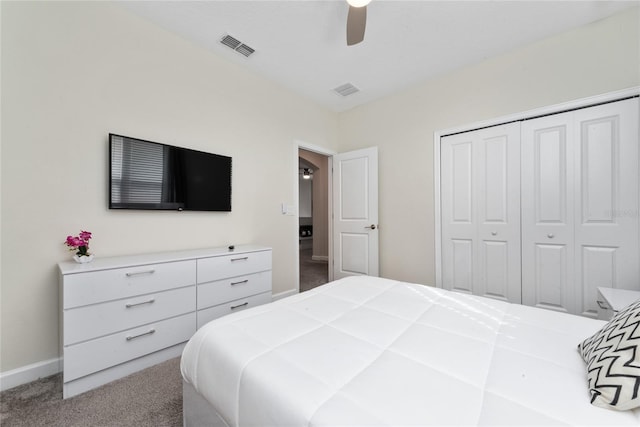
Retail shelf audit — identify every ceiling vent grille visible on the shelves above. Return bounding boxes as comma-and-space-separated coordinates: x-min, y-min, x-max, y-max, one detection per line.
235, 44, 255, 57
333, 83, 360, 97
220, 34, 255, 58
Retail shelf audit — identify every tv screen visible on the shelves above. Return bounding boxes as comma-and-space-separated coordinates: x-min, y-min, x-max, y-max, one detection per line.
109, 134, 232, 211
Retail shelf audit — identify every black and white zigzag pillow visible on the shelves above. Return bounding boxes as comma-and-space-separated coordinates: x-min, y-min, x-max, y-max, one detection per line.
578, 298, 640, 411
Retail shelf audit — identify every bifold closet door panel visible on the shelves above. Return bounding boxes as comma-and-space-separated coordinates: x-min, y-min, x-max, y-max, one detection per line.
475, 124, 521, 303
522, 98, 639, 317
441, 132, 475, 295
573, 98, 639, 318
441, 123, 521, 303
521, 112, 576, 314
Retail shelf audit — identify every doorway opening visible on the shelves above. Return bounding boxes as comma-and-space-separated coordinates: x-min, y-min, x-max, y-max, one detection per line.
298, 149, 330, 292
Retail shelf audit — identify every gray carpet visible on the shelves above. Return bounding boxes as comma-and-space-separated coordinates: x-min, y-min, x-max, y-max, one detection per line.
0, 357, 182, 427
300, 248, 328, 292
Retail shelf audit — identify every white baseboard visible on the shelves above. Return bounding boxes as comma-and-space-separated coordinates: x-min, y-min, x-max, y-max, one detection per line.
0, 357, 61, 392
311, 255, 329, 262
272, 289, 298, 301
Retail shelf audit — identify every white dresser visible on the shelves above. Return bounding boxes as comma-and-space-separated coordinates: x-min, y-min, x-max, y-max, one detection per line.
59, 245, 272, 398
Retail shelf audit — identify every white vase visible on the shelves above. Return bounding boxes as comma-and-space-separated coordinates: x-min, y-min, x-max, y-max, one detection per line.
73, 254, 94, 264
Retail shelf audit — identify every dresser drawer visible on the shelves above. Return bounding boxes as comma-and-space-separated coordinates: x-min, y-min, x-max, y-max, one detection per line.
197, 251, 271, 284
197, 271, 271, 310
63, 312, 195, 382
64, 286, 195, 345
197, 292, 272, 329
63, 260, 196, 309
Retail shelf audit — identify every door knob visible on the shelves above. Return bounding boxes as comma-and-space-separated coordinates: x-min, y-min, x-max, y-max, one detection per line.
365, 224, 377, 230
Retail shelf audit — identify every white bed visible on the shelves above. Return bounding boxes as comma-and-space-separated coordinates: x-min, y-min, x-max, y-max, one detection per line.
181, 276, 640, 426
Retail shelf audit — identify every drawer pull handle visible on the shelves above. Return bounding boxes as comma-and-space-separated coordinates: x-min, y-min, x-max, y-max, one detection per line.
125, 298, 155, 308
597, 300, 609, 310
125, 269, 155, 277
126, 328, 156, 341
231, 257, 249, 262
231, 280, 249, 286
230, 302, 249, 310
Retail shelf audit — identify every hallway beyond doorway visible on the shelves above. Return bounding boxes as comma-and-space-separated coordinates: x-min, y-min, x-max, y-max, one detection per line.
300, 248, 328, 292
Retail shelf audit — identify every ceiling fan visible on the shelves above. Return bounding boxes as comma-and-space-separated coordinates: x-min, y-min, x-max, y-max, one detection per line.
346, 0, 371, 46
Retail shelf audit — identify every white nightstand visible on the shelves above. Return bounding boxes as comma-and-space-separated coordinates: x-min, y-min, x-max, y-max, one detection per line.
596, 287, 640, 321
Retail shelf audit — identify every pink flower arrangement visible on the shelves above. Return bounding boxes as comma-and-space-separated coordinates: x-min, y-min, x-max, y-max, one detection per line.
65, 230, 92, 256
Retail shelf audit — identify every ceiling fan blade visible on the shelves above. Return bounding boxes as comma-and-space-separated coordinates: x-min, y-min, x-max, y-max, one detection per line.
346, 5, 367, 46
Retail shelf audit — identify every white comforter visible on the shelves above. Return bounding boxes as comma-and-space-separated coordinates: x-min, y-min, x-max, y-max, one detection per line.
181, 276, 640, 426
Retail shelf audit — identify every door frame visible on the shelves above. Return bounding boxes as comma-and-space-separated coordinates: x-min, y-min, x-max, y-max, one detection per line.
293, 140, 337, 294
434, 86, 640, 289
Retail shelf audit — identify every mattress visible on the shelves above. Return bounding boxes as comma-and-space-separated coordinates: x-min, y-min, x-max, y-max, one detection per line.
181, 276, 640, 426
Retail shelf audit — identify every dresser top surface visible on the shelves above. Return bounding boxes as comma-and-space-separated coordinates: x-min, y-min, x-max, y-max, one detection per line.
58, 245, 271, 275
598, 286, 640, 311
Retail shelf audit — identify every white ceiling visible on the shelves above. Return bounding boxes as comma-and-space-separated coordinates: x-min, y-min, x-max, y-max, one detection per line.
119, 0, 638, 112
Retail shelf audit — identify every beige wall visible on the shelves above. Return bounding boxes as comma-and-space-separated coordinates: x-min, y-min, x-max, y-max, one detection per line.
1, 2, 639, 377
338, 7, 640, 285
0, 2, 338, 372
299, 149, 329, 259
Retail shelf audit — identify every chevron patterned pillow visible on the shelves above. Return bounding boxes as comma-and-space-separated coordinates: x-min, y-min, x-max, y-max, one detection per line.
578, 298, 640, 410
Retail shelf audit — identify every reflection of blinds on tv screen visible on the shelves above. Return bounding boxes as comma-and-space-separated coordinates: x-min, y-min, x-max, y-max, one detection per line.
109, 134, 232, 211
111, 136, 167, 205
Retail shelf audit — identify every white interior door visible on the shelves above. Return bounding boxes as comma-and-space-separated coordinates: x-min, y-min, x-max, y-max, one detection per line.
441, 123, 521, 303
332, 147, 379, 279
522, 111, 576, 313
573, 99, 639, 317
522, 98, 639, 317
440, 132, 475, 294
437, 94, 639, 316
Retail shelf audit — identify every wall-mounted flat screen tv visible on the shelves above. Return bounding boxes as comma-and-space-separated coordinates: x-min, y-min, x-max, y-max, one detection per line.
109, 134, 232, 212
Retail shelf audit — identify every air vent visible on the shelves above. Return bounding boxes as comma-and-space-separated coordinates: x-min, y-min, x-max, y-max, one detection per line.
235, 44, 255, 58
220, 35, 241, 50
220, 34, 255, 58
333, 83, 360, 97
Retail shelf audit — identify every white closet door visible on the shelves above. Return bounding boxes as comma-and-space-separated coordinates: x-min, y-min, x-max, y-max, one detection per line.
522, 98, 639, 317
522, 112, 575, 313
441, 132, 475, 294
441, 123, 521, 303
573, 99, 639, 317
